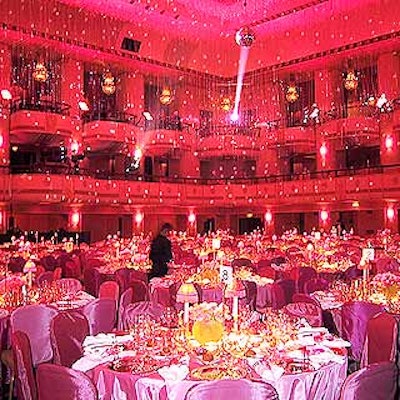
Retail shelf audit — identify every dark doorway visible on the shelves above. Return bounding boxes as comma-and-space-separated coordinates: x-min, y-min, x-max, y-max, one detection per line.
239, 217, 262, 234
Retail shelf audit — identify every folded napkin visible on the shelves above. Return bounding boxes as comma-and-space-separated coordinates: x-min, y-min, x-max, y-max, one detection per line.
83, 333, 115, 348
72, 354, 114, 372
321, 338, 351, 348
158, 364, 189, 382
248, 359, 284, 382
309, 351, 346, 368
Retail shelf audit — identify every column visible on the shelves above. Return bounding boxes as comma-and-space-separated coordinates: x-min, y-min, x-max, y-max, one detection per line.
378, 53, 400, 166
61, 59, 84, 152
384, 204, 398, 234
118, 72, 144, 117
0, 44, 12, 170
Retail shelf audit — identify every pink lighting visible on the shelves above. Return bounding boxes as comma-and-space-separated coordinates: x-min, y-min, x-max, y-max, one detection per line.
135, 211, 144, 224
386, 206, 395, 221
319, 143, 328, 157
70, 211, 81, 228
385, 135, 394, 150
231, 46, 250, 123
0, 134, 4, 148
70, 141, 80, 154
265, 210, 273, 223
188, 212, 196, 224
78, 100, 90, 112
0, 89, 12, 101
320, 210, 329, 223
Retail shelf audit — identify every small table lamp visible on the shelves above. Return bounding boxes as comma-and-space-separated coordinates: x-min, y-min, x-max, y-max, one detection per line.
225, 279, 246, 321
176, 282, 199, 325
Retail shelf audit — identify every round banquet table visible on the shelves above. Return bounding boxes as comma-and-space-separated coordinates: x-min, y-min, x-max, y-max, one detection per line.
90, 359, 347, 400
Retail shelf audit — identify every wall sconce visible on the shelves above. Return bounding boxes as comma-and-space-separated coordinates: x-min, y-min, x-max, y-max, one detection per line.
101, 71, 116, 95
265, 210, 273, 224
188, 212, 196, 224
320, 210, 329, 223
386, 206, 395, 221
135, 211, 144, 225
319, 143, 328, 158
385, 135, 394, 150
70, 211, 81, 228
344, 70, 359, 91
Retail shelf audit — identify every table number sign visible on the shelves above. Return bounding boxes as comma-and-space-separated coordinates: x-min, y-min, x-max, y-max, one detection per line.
362, 247, 375, 261
220, 265, 233, 285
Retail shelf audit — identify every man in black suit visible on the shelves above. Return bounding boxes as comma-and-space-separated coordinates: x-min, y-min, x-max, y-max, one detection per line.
149, 223, 173, 279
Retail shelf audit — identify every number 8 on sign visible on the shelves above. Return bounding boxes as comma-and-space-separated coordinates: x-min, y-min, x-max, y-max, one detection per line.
220, 265, 233, 285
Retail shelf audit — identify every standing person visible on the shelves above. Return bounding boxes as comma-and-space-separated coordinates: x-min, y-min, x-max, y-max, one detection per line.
149, 223, 173, 279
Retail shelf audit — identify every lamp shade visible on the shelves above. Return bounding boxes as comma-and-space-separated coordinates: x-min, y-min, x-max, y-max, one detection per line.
176, 282, 199, 303
224, 279, 246, 299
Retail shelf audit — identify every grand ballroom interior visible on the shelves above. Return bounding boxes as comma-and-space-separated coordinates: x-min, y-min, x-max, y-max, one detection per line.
0, 0, 400, 399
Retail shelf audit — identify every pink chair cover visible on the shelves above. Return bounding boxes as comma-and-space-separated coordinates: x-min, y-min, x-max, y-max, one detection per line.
340, 362, 397, 400
81, 298, 116, 335
257, 263, 276, 280
231, 258, 252, 268
63, 260, 81, 279
361, 312, 398, 367
271, 282, 286, 310
116, 268, 148, 294
36, 271, 54, 285
375, 257, 400, 274
341, 301, 384, 362
276, 279, 295, 305
304, 278, 329, 295
50, 311, 89, 367
12, 331, 37, 400
58, 278, 83, 294
99, 281, 120, 302
284, 302, 323, 327
297, 267, 317, 293
118, 288, 133, 330
53, 267, 62, 281
40, 255, 56, 272
292, 293, 321, 306
11, 304, 59, 367
129, 279, 149, 302
121, 301, 164, 330
83, 266, 102, 296
184, 379, 279, 400
36, 363, 97, 400
243, 280, 257, 310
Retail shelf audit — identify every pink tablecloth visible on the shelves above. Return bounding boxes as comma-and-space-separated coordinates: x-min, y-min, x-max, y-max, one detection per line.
91, 360, 347, 400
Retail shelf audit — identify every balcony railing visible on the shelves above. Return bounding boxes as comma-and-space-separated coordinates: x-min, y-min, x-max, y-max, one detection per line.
82, 110, 139, 125
197, 125, 261, 138
8, 161, 398, 185
10, 99, 71, 116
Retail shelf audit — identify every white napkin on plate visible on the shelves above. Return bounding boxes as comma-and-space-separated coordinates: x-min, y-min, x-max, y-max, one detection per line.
248, 359, 284, 382
83, 333, 115, 347
158, 364, 189, 382
72, 354, 114, 372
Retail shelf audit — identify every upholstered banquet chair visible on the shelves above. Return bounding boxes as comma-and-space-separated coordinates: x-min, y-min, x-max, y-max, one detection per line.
231, 258, 252, 269
36, 364, 97, 400
36, 271, 54, 286
11, 331, 37, 400
304, 278, 329, 295
99, 281, 120, 303
50, 311, 89, 367
82, 266, 102, 296
276, 279, 295, 305
129, 279, 149, 302
10, 304, 59, 367
82, 298, 116, 335
339, 362, 397, 400
283, 302, 323, 327
58, 278, 83, 295
297, 267, 317, 293
292, 293, 320, 306
118, 288, 133, 330
270, 282, 286, 310
341, 301, 384, 362
121, 301, 164, 330
361, 312, 398, 367
184, 379, 279, 400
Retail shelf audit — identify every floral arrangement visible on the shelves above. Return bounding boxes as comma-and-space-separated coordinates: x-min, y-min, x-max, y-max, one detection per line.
371, 272, 400, 300
189, 302, 228, 323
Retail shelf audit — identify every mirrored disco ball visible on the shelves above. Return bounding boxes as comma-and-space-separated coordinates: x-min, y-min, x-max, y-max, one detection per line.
235, 26, 256, 47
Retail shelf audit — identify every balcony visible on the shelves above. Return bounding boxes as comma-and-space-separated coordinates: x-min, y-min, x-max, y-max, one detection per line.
196, 125, 262, 158
10, 99, 74, 145
82, 110, 138, 152
275, 125, 316, 154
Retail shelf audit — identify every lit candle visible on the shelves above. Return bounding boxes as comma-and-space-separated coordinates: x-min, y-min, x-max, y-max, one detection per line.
232, 295, 239, 320
183, 301, 190, 325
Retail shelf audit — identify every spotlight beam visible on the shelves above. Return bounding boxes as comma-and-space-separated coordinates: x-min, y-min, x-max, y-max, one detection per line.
231, 47, 250, 121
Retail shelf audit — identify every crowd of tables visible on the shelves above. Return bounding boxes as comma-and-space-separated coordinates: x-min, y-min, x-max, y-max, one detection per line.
0, 228, 399, 399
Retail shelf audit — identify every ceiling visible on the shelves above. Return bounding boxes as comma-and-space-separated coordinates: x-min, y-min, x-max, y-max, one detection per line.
58, 0, 335, 38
